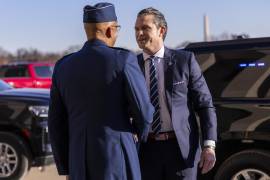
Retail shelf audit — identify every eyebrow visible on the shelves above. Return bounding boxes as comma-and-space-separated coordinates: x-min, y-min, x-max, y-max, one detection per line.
135, 25, 151, 29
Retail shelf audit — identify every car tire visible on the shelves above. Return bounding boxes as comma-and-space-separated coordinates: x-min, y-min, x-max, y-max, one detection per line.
214, 149, 270, 180
0, 132, 30, 180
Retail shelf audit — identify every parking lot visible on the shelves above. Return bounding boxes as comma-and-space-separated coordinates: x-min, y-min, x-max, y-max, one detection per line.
24, 165, 64, 180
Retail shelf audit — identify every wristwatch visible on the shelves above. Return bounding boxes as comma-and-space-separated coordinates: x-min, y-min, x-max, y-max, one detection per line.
204, 145, 215, 150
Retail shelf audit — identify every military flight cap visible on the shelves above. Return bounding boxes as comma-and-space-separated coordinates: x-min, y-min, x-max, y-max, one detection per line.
83, 2, 117, 23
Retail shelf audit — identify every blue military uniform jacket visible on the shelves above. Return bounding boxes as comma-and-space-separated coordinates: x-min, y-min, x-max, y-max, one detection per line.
138, 47, 217, 167
48, 39, 154, 180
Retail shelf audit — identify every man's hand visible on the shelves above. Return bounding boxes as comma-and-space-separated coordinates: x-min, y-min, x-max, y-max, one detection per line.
66, 175, 69, 180
199, 147, 216, 174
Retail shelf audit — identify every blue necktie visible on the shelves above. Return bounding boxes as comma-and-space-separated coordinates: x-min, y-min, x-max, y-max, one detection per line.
148, 56, 161, 134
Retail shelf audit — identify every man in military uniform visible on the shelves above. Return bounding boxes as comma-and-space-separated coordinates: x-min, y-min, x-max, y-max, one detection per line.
48, 3, 154, 180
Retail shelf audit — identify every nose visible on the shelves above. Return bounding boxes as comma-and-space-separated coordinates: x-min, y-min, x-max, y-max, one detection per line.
135, 28, 143, 37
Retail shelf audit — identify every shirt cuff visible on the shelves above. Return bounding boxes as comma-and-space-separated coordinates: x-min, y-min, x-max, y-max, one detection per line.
203, 140, 216, 147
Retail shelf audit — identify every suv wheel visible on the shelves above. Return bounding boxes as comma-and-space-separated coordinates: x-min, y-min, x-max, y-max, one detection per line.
214, 150, 270, 180
0, 133, 30, 180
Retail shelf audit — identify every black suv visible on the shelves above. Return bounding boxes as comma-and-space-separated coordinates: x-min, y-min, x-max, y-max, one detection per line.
185, 37, 270, 180
0, 80, 52, 179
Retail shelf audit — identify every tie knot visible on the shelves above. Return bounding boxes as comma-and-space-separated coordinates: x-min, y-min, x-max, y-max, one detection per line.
147, 56, 156, 63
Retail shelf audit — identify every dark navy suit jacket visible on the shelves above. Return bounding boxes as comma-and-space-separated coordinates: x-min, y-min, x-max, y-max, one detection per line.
48, 39, 154, 180
138, 47, 217, 167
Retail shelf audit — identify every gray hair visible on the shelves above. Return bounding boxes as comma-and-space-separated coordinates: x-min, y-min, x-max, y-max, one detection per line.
137, 7, 168, 40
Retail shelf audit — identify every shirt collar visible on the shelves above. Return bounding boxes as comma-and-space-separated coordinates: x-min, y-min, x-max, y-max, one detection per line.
143, 46, 165, 61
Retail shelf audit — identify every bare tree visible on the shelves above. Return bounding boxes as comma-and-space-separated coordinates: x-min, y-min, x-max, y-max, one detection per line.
62, 45, 82, 55
0, 47, 12, 64
176, 41, 192, 49
210, 32, 250, 41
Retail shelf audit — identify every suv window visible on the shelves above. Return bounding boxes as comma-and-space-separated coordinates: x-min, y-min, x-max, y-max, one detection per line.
0, 67, 7, 78
194, 48, 270, 98
34, 65, 54, 78
0, 65, 29, 78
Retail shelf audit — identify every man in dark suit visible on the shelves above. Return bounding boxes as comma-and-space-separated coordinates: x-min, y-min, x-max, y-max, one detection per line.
48, 3, 154, 180
135, 7, 217, 180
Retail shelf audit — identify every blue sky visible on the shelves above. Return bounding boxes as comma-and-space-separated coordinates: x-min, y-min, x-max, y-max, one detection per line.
0, 0, 270, 53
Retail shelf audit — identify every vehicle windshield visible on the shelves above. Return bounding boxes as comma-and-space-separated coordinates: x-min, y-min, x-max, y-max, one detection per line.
34, 65, 54, 78
0, 80, 13, 91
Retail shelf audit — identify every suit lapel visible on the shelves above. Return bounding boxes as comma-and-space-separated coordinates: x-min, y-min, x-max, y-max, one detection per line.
137, 53, 145, 76
164, 47, 175, 94
163, 47, 176, 113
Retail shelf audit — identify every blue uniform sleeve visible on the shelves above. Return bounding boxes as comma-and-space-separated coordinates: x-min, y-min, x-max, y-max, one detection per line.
188, 52, 217, 141
123, 52, 154, 142
48, 61, 69, 175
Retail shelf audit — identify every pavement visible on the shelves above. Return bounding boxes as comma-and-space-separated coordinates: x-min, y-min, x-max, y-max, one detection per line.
24, 165, 65, 180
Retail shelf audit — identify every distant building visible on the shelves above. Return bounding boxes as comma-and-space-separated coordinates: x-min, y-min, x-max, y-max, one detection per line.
204, 14, 211, 41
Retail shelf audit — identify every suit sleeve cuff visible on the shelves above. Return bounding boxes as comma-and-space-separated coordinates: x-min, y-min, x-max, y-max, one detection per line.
203, 140, 216, 147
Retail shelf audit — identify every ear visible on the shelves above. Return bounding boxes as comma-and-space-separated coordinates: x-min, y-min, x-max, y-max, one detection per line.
105, 27, 112, 38
159, 26, 166, 38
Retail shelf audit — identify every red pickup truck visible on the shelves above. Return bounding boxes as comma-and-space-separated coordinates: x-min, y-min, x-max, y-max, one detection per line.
0, 62, 54, 88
